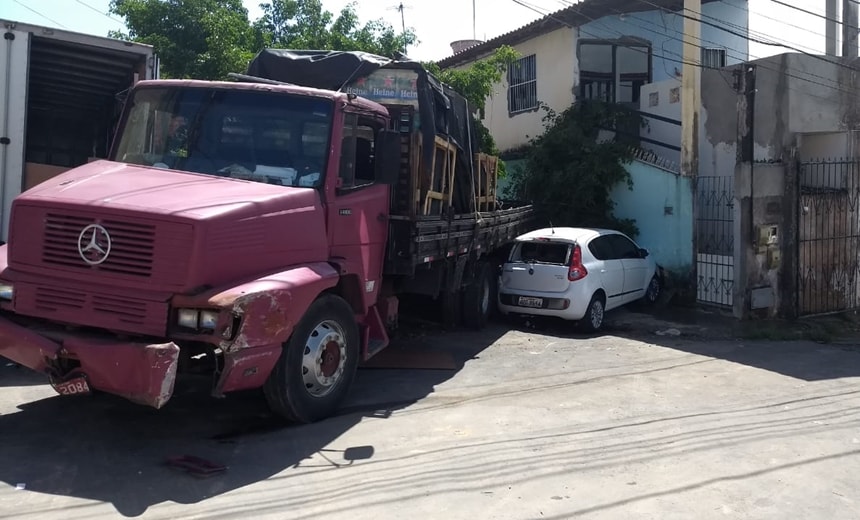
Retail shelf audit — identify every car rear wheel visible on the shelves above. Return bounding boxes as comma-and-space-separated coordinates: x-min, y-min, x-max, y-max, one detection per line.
643, 275, 661, 304
580, 293, 605, 332
264, 294, 359, 423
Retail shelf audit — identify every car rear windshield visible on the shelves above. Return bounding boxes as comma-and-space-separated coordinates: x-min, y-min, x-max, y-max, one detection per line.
512, 241, 572, 265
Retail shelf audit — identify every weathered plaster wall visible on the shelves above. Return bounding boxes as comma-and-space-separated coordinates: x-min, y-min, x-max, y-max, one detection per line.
699, 53, 860, 318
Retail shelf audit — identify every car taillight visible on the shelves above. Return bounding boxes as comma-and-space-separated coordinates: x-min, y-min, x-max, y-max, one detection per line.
568, 244, 588, 281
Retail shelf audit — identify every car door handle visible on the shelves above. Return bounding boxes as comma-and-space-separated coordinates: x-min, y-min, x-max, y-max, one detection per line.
600, 269, 607, 273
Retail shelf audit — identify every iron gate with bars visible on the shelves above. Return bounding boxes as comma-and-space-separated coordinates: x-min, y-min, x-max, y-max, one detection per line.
797, 158, 860, 316
696, 175, 735, 307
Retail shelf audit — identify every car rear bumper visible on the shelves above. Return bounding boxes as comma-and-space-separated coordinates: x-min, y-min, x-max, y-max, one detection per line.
498, 291, 590, 320
0, 314, 179, 409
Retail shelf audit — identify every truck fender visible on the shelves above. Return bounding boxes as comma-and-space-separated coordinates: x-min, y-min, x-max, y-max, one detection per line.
204, 262, 341, 352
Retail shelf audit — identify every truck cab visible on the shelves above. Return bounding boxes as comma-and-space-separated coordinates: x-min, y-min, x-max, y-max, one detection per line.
0, 79, 400, 422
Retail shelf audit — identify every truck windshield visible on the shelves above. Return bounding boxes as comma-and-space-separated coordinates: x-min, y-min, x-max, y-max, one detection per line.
112, 86, 333, 188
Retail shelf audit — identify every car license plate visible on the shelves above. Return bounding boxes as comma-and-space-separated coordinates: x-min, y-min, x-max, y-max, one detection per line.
53, 376, 91, 396
518, 296, 543, 308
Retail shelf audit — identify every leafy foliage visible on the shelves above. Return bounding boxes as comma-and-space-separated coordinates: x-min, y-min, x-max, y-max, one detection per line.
504, 101, 643, 237
253, 0, 416, 57
109, 0, 415, 80
109, 0, 256, 80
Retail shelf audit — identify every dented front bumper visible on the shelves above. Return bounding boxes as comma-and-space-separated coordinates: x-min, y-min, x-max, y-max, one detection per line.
0, 314, 180, 409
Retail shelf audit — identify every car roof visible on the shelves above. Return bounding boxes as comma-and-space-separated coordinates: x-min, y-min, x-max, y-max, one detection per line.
515, 227, 620, 243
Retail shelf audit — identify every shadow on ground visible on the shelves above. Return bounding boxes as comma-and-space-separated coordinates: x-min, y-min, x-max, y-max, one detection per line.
0, 315, 506, 517
506, 304, 860, 383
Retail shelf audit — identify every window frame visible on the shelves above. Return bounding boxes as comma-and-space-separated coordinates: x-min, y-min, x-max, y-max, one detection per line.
507, 54, 538, 115
578, 39, 652, 105
701, 47, 727, 69
337, 111, 385, 193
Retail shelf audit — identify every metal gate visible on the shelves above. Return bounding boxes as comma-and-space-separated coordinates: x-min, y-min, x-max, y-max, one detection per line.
797, 159, 860, 316
696, 175, 734, 307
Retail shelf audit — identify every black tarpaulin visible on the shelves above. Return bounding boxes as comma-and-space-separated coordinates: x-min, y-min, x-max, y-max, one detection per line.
246, 49, 482, 215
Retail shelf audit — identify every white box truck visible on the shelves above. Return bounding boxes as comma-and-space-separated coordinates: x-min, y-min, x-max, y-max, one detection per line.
0, 19, 158, 241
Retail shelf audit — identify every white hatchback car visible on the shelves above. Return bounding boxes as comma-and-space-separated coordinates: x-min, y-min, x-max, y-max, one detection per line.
497, 227, 662, 331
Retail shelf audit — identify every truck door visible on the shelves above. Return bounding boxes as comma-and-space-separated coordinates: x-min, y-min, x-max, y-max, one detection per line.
327, 113, 390, 310
0, 27, 30, 242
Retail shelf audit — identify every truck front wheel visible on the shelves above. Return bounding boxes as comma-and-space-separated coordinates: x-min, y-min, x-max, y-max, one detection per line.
264, 294, 359, 423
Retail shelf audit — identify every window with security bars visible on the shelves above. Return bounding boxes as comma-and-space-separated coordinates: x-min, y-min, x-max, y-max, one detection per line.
701, 48, 727, 69
508, 54, 538, 114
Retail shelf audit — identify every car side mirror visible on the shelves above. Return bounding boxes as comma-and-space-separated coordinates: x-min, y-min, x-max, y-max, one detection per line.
639, 248, 649, 258
374, 130, 402, 185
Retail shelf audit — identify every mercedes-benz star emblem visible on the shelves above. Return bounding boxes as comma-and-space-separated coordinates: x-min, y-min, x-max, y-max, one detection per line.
77, 224, 112, 265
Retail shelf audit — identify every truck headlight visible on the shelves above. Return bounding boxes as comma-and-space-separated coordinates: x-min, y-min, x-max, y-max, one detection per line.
199, 310, 219, 330
0, 283, 14, 301
176, 308, 220, 331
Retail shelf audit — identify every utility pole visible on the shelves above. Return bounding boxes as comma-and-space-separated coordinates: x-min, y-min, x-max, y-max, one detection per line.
843, 0, 858, 58
680, 0, 700, 180
682, 0, 701, 309
825, 0, 839, 56
473, 0, 477, 40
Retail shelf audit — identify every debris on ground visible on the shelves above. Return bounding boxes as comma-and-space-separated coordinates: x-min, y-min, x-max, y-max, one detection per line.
165, 455, 227, 478
655, 328, 682, 337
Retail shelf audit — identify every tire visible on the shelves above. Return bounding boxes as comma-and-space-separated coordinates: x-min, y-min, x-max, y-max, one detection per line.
580, 293, 606, 333
441, 288, 462, 329
462, 261, 493, 330
264, 294, 359, 423
643, 274, 662, 305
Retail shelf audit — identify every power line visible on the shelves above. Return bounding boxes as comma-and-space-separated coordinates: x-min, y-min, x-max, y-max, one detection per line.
587, 4, 847, 92
10, 0, 67, 28
631, 0, 859, 74
768, 0, 846, 27
73, 0, 126, 26
514, 0, 855, 102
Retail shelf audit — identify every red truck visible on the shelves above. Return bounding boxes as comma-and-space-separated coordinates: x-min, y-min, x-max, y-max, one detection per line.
0, 51, 533, 422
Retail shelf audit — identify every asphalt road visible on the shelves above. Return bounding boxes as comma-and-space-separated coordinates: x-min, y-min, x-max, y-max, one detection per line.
1, 317, 859, 519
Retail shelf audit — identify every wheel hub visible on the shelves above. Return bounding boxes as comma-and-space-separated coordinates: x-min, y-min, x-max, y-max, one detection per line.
301, 320, 348, 398
320, 341, 341, 377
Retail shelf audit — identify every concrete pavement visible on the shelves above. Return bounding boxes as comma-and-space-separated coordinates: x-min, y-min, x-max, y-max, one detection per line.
1, 319, 859, 519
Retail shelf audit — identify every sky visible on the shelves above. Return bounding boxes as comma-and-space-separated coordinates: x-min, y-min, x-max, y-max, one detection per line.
0, 0, 838, 63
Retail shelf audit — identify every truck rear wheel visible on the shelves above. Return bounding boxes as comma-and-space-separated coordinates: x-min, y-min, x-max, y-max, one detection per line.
462, 261, 493, 329
264, 294, 359, 423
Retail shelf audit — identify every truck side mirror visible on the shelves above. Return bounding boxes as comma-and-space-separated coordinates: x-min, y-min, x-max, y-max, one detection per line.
375, 130, 403, 185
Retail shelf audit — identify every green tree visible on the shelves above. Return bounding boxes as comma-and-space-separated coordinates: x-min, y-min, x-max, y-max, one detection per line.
109, 0, 256, 80
109, 0, 416, 80
505, 101, 642, 237
254, 0, 416, 58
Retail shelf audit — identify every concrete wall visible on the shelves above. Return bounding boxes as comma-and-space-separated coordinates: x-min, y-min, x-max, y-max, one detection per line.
639, 78, 681, 165
474, 27, 576, 152
612, 159, 693, 275
698, 53, 860, 318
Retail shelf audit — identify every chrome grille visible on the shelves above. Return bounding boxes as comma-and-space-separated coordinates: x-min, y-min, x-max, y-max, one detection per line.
42, 213, 155, 277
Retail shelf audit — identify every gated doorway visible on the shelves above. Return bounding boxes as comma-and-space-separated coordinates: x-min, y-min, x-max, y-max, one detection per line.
696, 175, 734, 307
797, 158, 860, 316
